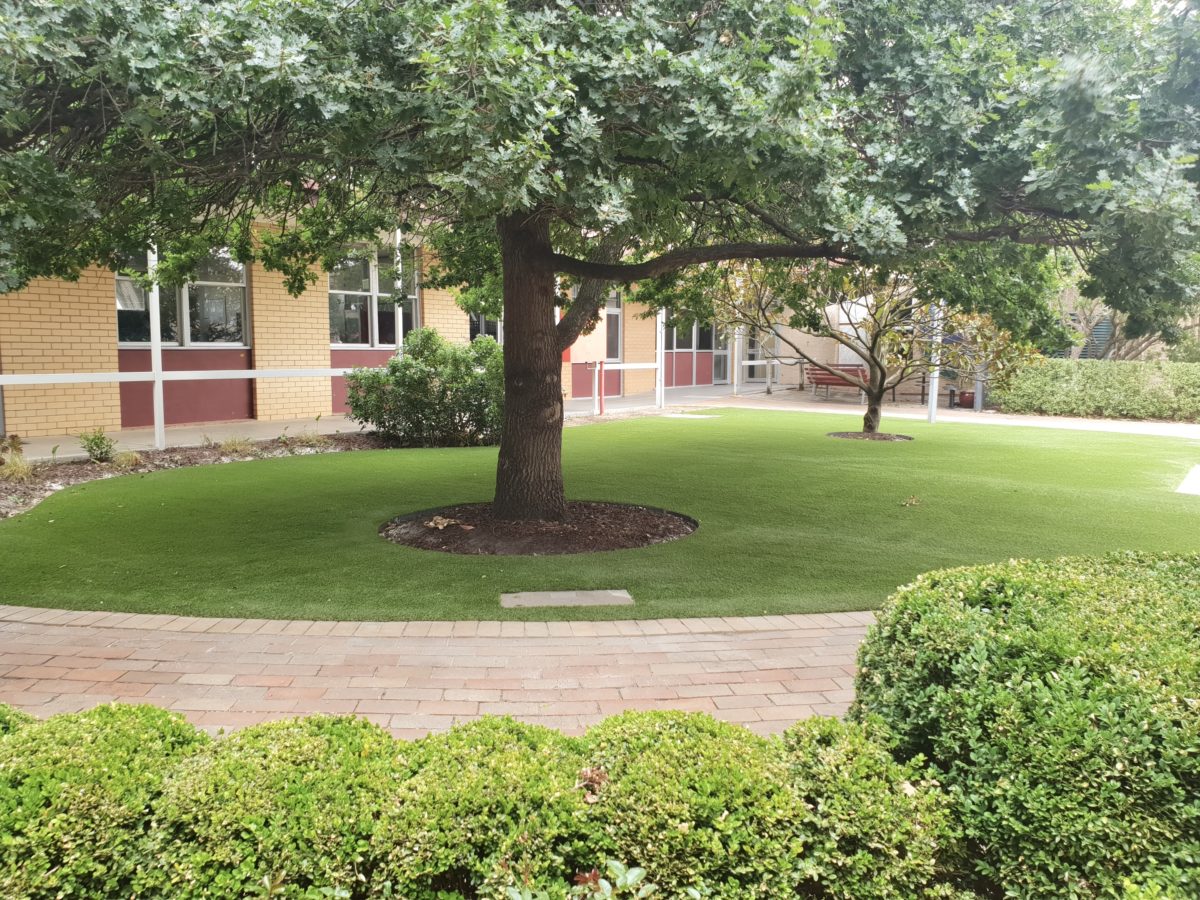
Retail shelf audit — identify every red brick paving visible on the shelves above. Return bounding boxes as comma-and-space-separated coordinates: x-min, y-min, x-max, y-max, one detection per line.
0, 605, 873, 737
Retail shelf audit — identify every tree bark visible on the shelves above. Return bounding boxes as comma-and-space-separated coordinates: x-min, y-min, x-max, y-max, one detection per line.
492, 213, 569, 521
862, 394, 883, 433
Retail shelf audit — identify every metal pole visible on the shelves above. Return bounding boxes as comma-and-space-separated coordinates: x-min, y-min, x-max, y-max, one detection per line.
927, 301, 943, 425
598, 360, 606, 416
655, 308, 666, 409
147, 246, 167, 450
591, 363, 601, 416
974, 364, 985, 412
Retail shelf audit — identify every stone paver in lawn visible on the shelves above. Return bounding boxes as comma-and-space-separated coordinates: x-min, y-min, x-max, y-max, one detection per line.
0, 605, 873, 737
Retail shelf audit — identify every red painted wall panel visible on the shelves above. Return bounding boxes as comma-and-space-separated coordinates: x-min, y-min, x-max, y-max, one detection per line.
694, 351, 714, 386
331, 349, 395, 414
119, 348, 253, 428
570, 363, 622, 399
673, 352, 694, 387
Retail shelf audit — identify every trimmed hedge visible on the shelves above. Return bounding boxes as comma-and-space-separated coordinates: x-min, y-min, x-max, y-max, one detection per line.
373, 717, 590, 898
138, 716, 405, 898
0, 706, 953, 899
853, 552, 1200, 898
345, 327, 504, 446
0, 704, 207, 899
991, 358, 1200, 420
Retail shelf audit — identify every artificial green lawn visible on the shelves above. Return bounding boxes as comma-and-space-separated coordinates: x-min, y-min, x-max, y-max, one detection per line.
1, 409, 1198, 620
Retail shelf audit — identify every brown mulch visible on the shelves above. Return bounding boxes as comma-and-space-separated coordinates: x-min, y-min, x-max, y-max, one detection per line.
381, 501, 698, 556
827, 431, 914, 442
0, 431, 393, 520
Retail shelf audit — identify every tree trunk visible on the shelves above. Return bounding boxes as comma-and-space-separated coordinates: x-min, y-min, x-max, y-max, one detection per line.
492, 213, 568, 521
862, 388, 884, 433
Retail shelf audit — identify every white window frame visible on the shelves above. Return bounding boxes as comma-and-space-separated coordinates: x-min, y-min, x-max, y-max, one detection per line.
604, 293, 622, 362
116, 249, 250, 349
328, 245, 421, 349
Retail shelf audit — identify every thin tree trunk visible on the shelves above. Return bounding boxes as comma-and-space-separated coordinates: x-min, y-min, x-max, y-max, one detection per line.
492, 213, 568, 521
862, 396, 883, 433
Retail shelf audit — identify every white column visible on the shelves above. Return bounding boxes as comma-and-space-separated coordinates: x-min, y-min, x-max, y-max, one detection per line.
147, 246, 167, 450
655, 308, 666, 408
974, 364, 985, 412
927, 301, 944, 425
592, 364, 601, 416
732, 326, 744, 396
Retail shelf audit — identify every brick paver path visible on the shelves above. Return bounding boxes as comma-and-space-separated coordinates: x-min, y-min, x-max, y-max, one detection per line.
0, 605, 872, 738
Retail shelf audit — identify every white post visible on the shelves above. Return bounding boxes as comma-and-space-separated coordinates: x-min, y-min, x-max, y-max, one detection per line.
927, 301, 944, 425
592, 363, 601, 416
974, 364, 985, 412
732, 326, 744, 396
655, 308, 666, 409
147, 246, 167, 450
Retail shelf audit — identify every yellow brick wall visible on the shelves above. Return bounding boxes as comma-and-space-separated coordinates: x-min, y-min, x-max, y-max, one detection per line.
249, 262, 333, 421
622, 301, 657, 395
0, 267, 122, 437
419, 285, 471, 344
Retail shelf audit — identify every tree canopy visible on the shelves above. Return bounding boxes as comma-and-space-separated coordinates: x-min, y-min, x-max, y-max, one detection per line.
3, 0, 1197, 314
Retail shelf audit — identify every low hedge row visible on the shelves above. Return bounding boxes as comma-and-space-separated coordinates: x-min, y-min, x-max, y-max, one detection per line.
991, 358, 1200, 420
0, 707, 955, 899
854, 552, 1200, 898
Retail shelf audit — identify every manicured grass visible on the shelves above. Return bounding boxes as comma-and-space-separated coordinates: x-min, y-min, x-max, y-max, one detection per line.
1, 409, 1198, 620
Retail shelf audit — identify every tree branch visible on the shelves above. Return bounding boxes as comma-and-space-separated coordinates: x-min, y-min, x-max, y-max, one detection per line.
545, 241, 853, 281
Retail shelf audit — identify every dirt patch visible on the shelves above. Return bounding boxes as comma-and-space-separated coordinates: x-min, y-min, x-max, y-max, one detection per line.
0, 431, 394, 520
827, 431, 914, 442
381, 501, 698, 556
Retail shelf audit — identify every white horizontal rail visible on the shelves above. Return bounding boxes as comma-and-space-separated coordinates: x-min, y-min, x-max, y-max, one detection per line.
0, 368, 356, 387
579, 361, 658, 371
738, 358, 787, 367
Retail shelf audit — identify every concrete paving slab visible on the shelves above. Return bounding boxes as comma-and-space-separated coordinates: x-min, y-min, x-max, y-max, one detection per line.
500, 590, 635, 609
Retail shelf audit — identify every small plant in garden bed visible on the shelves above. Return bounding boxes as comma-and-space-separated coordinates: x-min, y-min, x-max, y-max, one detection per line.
0, 434, 35, 484
78, 428, 116, 463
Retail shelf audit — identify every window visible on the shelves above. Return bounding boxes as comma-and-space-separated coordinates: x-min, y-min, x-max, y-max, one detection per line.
329, 245, 419, 347
470, 313, 502, 343
605, 294, 621, 360
116, 249, 245, 345
673, 325, 694, 350
697, 324, 714, 351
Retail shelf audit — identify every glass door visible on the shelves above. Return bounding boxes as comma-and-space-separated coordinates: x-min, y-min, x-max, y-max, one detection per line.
712, 329, 730, 383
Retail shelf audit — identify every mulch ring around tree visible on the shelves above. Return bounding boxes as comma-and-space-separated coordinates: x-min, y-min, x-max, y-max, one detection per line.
381, 501, 699, 556
827, 431, 914, 442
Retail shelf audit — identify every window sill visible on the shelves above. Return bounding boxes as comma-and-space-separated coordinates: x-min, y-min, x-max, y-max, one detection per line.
118, 343, 251, 350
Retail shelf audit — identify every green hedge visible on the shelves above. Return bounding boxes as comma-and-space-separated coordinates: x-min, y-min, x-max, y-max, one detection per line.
0, 704, 208, 899
991, 358, 1200, 420
345, 327, 504, 446
853, 552, 1200, 898
0, 706, 954, 899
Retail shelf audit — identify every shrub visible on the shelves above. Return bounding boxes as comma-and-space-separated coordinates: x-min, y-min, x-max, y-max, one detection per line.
579, 711, 806, 898
218, 436, 257, 456
372, 717, 589, 898
0, 703, 33, 736
853, 553, 1200, 897
781, 716, 955, 898
991, 357, 1200, 420
112, 450, 142, 470
78, 428, 117, 462
0, 433, 35, 483
345, 327, 504, 446
0, 704, 207, 899
139, 716, 404, 898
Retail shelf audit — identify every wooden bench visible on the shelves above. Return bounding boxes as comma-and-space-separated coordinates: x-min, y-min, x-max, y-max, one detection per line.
804, 365, 868, 399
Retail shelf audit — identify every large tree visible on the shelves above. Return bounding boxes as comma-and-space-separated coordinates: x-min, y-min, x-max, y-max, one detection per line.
2, 0, 1198, 519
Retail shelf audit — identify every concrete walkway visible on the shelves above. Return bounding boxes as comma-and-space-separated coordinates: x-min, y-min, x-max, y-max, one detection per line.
0, 605, 870, 738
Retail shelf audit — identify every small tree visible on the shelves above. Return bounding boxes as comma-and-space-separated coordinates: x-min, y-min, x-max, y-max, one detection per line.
642, 248, 1057, 433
